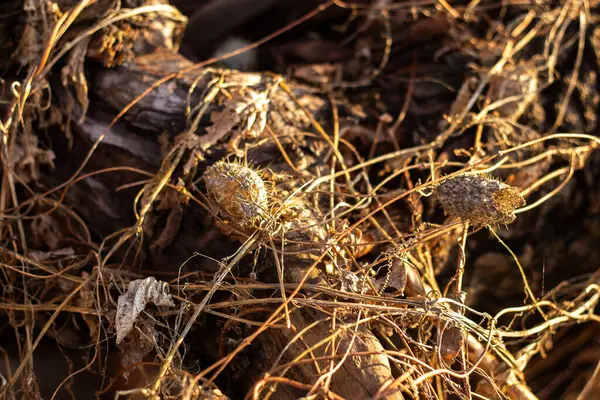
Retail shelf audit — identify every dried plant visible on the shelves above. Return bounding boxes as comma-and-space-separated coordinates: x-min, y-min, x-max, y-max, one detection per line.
204, 160, 269, 231
1, 1, 600, 400
435, 174, 525, 226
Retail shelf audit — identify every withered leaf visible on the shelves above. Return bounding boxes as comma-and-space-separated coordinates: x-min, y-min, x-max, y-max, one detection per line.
119, 318, 158, 372
440, 323, 465, 363
202, 94, 242, 150
116, 277, 175, 345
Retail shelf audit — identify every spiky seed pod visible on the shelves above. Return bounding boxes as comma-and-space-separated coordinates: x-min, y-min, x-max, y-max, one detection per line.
204, 161, 268, 230
434, 174, 525, 226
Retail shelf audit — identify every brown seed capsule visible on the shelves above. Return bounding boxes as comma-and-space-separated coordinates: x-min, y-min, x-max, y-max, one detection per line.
434, 174, 525, 226
204, 161, 268, 229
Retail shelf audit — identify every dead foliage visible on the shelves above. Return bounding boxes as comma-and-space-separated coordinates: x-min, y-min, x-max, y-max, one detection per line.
1, 0, 600, 399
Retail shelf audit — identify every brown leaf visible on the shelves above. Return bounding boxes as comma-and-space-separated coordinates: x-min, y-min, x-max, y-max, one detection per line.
439, 323, 465, 363
203, 94, 243, 150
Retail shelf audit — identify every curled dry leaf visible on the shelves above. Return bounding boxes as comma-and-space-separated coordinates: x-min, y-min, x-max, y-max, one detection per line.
116, 277, 175, 345
435, 174, 525, 226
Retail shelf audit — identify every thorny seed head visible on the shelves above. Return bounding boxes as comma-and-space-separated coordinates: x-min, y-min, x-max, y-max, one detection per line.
434, 174, 525, 226
204, 161, 268, 229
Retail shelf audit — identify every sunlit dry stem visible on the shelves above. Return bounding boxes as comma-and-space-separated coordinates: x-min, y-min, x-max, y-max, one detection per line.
268, 236, 291, 329
7, 273, 95, 388
548, 8, 586, 134
154, 231, 261, 392
515, 154, 576, 214
488, 227, 547, 320
494, 284, 600, 338
454, 222, 469, 303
